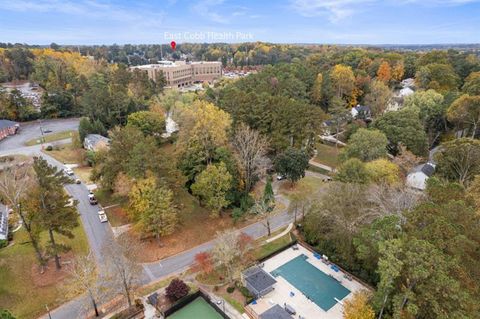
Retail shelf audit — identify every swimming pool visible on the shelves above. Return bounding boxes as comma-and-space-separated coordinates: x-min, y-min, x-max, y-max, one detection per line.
270, 254, 350, 311
167, 297, 223, 319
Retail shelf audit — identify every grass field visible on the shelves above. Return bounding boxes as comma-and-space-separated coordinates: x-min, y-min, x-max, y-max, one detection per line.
25, 130, 75, 146
73, 167, 93, 184
254, 232, 294, 260
314, 143, 341, 168
43, 143, 85, 164
0, 219, 89, 319
279, 176, 328, 201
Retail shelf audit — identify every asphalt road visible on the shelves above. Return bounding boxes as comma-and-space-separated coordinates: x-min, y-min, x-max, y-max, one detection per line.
0, 118, 79, 151
0, 119, 299, 319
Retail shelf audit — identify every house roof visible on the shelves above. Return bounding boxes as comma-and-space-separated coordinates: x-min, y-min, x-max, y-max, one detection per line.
409, 162, 435, 177
244, 267, 277, 294
0, 119, 18, 130
260, 305, 292, 319
84, 134, 110, 147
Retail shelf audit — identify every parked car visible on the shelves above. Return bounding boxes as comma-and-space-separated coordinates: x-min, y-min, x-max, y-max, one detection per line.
98, 210, 108, 223
88, 193, 98, 205
64, 167, 74, 176
75, 178, 81, 184
276, 174, 286, 181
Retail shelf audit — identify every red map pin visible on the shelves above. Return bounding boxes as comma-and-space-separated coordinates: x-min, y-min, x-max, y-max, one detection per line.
170, 41, 176, 51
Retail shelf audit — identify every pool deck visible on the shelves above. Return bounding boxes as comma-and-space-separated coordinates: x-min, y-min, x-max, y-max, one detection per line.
248, 245, 368, 319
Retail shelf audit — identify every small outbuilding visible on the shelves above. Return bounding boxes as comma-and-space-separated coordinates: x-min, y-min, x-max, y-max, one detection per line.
406, 162, 435, 190
260, 305, 292, 319
243, 266, 277, 298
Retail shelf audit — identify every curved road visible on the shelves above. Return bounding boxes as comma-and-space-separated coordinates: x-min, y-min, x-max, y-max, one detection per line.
1, 119, 302, 319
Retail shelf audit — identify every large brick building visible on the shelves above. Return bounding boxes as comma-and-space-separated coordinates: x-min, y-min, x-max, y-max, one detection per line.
130, 60, 222, 88
0, 119, 19, 141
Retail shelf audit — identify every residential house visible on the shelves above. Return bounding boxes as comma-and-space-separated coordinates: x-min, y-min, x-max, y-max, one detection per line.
406, 162, 435, 190
0, 119, 19, 141
351, 104, 372, 121
83, 134, 110, 152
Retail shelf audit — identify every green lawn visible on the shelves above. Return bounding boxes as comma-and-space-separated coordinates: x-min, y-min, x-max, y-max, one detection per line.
42, 143, 84, 164
0, 219, 89, 319
314, 143, 341, 168
254, 232, 294, 260
279, 176, 328, 201
25, 130, 75, 146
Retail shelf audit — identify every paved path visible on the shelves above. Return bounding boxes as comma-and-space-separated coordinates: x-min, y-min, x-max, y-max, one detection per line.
309, 159, 334, 172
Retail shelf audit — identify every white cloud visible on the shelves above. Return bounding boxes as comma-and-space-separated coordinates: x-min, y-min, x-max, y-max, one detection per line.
191, 0, 229, 24
0, 0, 166, 28
290, 0, 480, 22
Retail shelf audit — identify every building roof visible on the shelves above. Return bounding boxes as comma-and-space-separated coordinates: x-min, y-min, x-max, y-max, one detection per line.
0, 119, 18, 130
421, 163, 435, 177
244, 267, 277, 294
260, 305, 292, 319
84, 134, 110, 147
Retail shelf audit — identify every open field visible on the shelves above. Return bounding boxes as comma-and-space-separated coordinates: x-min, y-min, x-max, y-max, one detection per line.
24, 130, 75, 146
42, 143, 85, 164
278, 176, 328, 201
0, 219, 89, 319
314, 143, 341, 168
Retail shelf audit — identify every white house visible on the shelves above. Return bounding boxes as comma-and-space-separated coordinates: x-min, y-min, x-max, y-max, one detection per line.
406, 162, 435, 190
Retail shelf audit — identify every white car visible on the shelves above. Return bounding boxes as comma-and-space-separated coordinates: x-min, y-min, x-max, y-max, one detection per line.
276, 174, 286, 181
64, 168, 74, 176
98, 210, 108, 223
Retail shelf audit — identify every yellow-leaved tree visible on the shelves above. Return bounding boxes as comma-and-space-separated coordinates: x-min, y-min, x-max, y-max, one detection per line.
365, 159, 401, 185
129, 176, 178, 245
343, 291, 375, 319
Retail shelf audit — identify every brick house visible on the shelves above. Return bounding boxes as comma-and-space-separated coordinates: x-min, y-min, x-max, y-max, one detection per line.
0, 119, 19, 141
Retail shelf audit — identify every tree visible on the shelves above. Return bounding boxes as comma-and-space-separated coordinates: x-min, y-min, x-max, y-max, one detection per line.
415, 63, 459, 93
330, 64, 356, 106
64, 253, 102, 317
363, 80, 392, 116
177, 100, 232, 164
447, 94, 480, 138
211, 230, 252, 282
365, 159, 400, 185
0, 159, 44, 266
0, 310, 15, 319
252, 177, 276, 237
342, 128, 388, 161
128, 176, 178, 244
304, 183, 372, 268
311, 73, 323, 104
231, 124, 270, 193
435, 138, 480, 186
462, 71, 480, 95
391, 62, 405, 82
274, 148, 309, 185
343, 291, 375, 319
404, 89, 446, 147
377, 61, 392, 84
102, 237, 143, 307
335, 158, 370, 184
127, 111, 165, 136
373, 107, 428, 156
31, 157, 78, 270
191, 163, 232, 217
165, 279, 190, 302
194, 252, 214, 274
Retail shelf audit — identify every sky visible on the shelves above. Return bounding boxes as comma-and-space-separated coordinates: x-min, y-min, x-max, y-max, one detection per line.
0, 0, 479, 45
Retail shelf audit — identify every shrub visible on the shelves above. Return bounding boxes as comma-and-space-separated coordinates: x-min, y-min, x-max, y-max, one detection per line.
227, 286, 235, 294
0, 240, 8, 249
45, 145, 53, 151
165, 279, 190, 302
231, 207, 244, 224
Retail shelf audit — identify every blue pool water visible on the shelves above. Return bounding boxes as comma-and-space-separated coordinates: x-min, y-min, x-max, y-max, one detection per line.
270, 254, 350, 311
